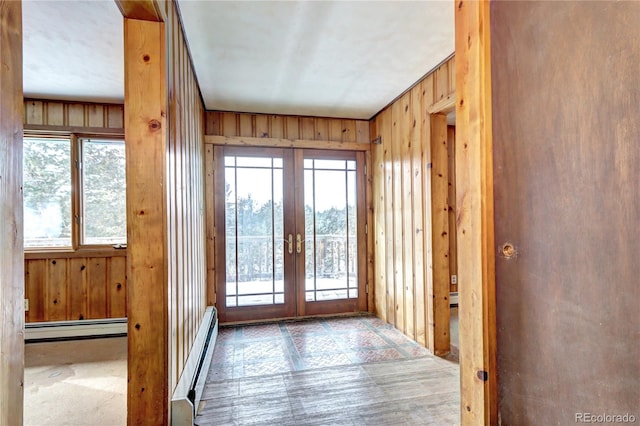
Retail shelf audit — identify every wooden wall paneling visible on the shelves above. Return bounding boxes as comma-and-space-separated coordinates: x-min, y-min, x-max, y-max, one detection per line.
456, 0, 497, 423
329, 119, 343, 142
205, 146, 216, 307
341, 120, 357, 143
124, 17, 169, 425
222, 112, 238, 136
429, 113, 450, 355
68, 103, 85, 127
255, 114, 269, 138
435, 61, 450, 104
447, 126, 458, 293
370, 120, 386, 320
25, 99, 43, 125
205, 111, 221, 135
364, 150, 375, 313
24, 99, 124, 133
411, 82, 427, 347
68, 258, 87, 320
421, 75, 435, 350
315, 118, 329, 140
24, 260, 45, 322
270, 115, 284, 139
108, 256, 126, 318
390, 100, 404, 332
381, 110, 395, 325
46, 102, 64, 126
87, 258, 107, 319
400, 93, 415, 340
46, 259, 67, 321
87, 104, 104, 128
239, 113, 253, 137
356, 121, 369, 144
0, 3, 23, 423
300, 117, 315, 140
285, 116, 299, 140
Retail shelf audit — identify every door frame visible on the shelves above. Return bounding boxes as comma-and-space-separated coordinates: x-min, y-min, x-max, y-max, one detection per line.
455, 1, 498, 424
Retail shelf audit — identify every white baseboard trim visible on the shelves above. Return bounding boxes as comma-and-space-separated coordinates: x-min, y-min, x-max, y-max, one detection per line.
450, 292, 459, 306
171, 306, 218, 426
25, 318, 127, 341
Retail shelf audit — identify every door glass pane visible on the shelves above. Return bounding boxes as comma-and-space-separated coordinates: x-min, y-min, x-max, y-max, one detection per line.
304, 159, 358, 302
225, 156, 284, 307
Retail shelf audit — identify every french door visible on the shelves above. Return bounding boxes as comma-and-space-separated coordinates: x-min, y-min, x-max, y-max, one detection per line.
214, 146, 367, 322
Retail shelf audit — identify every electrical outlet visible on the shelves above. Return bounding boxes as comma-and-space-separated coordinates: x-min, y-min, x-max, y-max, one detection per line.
24, 299, 29, 311
451, 275, 457, 285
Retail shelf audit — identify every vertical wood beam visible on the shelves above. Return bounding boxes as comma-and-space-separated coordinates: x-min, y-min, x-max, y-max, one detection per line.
124, 18, 169, 426
455, 0, 497, 424
429, 113, 451, 355
0, 1, 24, 425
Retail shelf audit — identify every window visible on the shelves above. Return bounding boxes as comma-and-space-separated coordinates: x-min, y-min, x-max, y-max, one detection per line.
23, 135, 126, 249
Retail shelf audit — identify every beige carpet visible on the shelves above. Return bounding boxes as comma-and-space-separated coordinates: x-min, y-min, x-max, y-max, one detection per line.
24, 336, 127, 426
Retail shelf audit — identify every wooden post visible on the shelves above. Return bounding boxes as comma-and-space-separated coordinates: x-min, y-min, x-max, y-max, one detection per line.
455, 0, 497, 424
429, 113, 451, 356
124, 17, 169, 425
0, 1, 24, 424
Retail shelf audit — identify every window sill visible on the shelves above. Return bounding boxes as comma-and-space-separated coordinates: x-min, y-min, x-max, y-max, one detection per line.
24, 247, 127, 260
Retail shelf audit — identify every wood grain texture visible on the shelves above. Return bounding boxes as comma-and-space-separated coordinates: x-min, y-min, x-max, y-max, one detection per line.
0, 1, 24, 423
205, 112, 369, 144
23, 99, 124, 133
205, 135, 369, 152
115, 0, 164, 21
429, 113, 450, 356
125, 3, 207, 422
455, 1, 497, 423
369, 56, 455, 355
491, 1, 640, 423
197, 357, 459, 425
447, 126, 457, 293
124, 18, 168, 425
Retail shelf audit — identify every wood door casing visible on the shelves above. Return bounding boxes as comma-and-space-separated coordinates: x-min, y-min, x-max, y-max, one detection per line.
491, 1, 640, 423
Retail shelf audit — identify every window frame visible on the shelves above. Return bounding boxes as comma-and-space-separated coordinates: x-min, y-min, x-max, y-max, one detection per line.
23, 131, 126, 253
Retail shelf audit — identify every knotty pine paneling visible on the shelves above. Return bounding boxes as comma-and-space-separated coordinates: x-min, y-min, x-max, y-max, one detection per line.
22, 97, 125, 324
166, 2, 207, 392
24, 254, 127, 323
370, 55, 455, 354
24, 99, 124, 132
0, 1, 25, 423
205, 111, 369, 145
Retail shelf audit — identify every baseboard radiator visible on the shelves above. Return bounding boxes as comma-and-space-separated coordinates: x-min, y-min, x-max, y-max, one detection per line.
24, 318, 127, 341
450, 292, 459, 306
171, 306, 218, 426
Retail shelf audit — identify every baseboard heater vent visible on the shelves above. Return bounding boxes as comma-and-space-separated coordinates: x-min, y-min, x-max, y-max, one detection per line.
25, 318, 127, 341
450, 292, 459, 306
171, 306, 218, 426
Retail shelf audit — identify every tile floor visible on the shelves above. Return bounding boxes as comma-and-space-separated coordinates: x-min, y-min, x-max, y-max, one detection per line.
207, 315, 432, 382
197, 315, 460, 425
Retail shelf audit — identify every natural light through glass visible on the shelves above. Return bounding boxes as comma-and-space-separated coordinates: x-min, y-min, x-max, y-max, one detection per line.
225, 155, 284, 307
304, 159, 358, 302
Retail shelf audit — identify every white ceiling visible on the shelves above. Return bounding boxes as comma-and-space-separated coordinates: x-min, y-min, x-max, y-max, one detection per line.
22, 0, 124, 104
22, 0, 454, 120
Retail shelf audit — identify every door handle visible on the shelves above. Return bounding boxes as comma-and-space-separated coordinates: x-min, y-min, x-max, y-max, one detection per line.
287, 234, 293, 254
296, 234, 302, 254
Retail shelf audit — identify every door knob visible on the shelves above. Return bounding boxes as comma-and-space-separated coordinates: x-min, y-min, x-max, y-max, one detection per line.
296, 234, 302, 254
